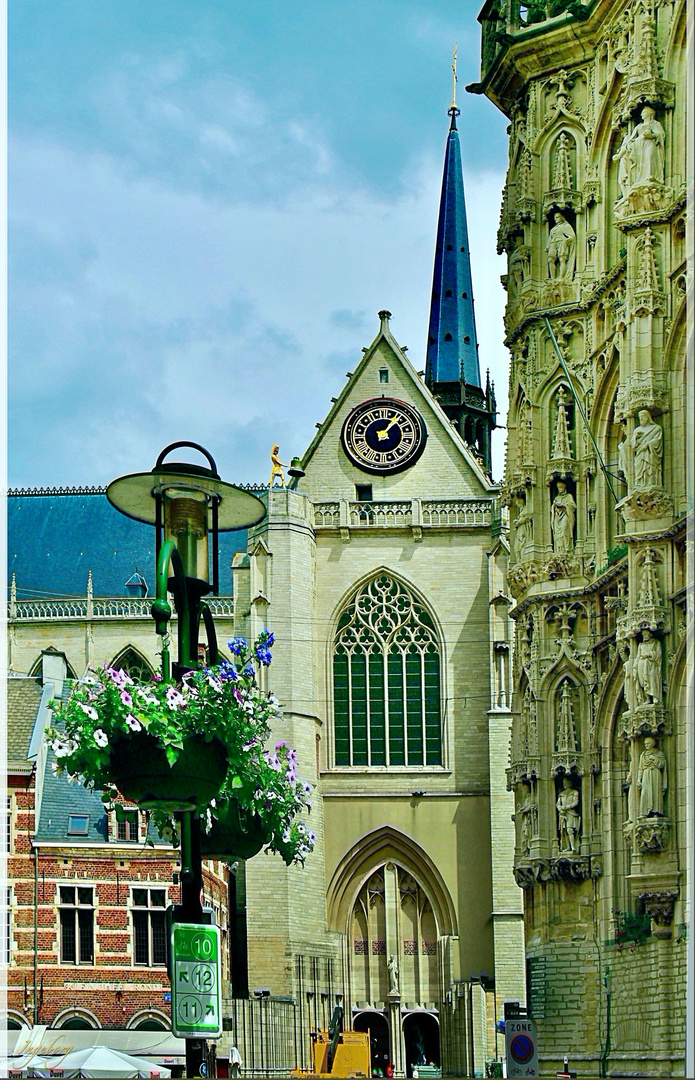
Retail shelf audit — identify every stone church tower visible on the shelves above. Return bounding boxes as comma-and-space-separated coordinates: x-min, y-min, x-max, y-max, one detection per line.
470, 0, 691, 1073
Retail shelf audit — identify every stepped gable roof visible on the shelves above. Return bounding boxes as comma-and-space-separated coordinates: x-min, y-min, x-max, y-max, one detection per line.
7, 487, 255, 599
7, 676, 43, 773
425, 107, 481, 389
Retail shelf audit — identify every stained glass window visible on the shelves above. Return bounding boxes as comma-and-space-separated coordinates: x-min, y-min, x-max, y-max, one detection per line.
333, 574, 442, 767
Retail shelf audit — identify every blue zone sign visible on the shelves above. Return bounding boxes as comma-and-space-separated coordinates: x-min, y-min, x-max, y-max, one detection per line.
505, 1018, 539, 1079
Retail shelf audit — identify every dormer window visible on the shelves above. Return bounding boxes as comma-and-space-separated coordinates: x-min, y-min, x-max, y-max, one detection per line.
379, 369, 389, 384
68, 815, 89, 836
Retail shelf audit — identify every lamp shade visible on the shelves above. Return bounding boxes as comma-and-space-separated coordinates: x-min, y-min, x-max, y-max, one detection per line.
106, 451, 266, 532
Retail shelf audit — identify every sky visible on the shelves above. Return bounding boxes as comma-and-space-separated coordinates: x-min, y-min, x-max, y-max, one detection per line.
8, 0, 510, 488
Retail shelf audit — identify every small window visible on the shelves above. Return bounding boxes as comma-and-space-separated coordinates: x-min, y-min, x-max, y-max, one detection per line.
444, 333, 452, 341
446, 244, 453, 250
60, 886, 94, 965
445, 290, 452, 297
132, 888, 167, 967
464, 336, 471, 344
355, 485, 373, 502
379, 369, 389, 384
117, 809, 140, 843
460, 246, 465, 253
462, 292, 468, 299
68, 815, 89, 836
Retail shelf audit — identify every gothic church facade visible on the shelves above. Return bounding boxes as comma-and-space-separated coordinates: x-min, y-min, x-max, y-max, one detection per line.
471, 0, 691, 1072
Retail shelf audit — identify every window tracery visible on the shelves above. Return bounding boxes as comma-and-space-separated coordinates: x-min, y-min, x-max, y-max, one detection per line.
333, 574, 442, 768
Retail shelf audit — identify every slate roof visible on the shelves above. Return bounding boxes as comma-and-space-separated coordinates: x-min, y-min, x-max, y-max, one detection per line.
7, 676, 43, 772
37, 741, 166, 847
8, 489, 254, 599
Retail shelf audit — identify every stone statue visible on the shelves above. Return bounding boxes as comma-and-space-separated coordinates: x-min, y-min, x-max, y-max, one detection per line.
638, 736, 667, 818
387, 953, 399, 994
269, 444, 287, 488
546, 211, 576, 283
627, 105, 665, 188
557, 775, 581, 853
630, 409, 663, 489
613, 129, 635, 199
635, 629, 662, 704
617, 434, 629, 482
621, 640, 638, 711
551, 480, 576, 553
514, 496, 533, 558
518, 782, 537, 854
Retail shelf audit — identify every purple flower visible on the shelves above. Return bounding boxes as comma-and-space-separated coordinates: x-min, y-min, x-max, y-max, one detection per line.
120, 690, 133, 707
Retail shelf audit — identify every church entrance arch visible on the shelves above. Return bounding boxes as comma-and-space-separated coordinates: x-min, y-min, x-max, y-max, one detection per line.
403, 1011, 440, 1075
353, 1010, 389, 1075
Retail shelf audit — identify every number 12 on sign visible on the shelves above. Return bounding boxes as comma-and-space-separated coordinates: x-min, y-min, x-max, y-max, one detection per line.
170, 923, 223, 1038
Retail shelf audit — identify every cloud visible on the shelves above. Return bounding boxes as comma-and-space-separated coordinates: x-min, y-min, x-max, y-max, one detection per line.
9, 121, 508, 486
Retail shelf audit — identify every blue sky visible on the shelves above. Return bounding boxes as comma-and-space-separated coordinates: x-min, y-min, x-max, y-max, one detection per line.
9, 0, 510, 487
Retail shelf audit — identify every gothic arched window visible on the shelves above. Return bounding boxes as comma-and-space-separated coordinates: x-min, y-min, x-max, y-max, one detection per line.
111, 647, 155, 684
333, 574, 442, 767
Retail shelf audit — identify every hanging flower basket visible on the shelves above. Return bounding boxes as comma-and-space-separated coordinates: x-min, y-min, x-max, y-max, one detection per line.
48, 631, 316, 865
199, 797, 269, 860
109, 732, 228, 811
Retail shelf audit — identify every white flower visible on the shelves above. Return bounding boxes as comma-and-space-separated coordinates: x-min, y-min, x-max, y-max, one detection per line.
126, 714, 142, 732
51, 761, 61, 775
79, 702, 99, 721
93, 729, 109, 748
52, 739, 72, 759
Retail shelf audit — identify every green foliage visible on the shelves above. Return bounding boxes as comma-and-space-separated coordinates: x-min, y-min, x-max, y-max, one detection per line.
614, 908, 651, 947
47, 630, 314, 864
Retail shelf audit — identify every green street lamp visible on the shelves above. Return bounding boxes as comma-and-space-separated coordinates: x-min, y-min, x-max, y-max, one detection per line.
107, 441, 265, 678
107, 442, 266, 1077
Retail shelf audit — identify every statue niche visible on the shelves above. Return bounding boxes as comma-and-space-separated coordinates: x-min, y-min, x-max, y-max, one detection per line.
614, 105, 672, 215
550, 478, 577, 554
556, 774, 581, 853
546, 209, 576, 284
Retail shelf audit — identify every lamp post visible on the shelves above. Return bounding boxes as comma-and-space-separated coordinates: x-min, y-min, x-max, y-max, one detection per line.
107, 442, 265, 1077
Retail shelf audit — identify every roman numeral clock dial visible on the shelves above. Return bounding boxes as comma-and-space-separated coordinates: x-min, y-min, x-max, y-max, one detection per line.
341, 398, 428, 475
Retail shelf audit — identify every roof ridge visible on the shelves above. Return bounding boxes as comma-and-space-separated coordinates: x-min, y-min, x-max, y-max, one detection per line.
8, 482, 268, 496
8, 485, 107, 496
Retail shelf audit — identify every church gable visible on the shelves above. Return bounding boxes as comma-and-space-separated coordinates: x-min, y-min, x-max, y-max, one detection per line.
302, 313, 494, 502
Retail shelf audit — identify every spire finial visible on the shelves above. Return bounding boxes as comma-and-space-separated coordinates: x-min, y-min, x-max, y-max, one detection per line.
448, 44, 461, 128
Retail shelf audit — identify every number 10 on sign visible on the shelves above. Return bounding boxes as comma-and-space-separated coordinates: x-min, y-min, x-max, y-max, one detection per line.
170, 923, 223, 1038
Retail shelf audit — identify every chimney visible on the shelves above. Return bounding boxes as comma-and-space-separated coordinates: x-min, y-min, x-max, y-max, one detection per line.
41, 650, 68, 700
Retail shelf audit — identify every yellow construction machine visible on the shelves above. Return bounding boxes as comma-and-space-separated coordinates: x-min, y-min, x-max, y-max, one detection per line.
292, 1006, 371, 1079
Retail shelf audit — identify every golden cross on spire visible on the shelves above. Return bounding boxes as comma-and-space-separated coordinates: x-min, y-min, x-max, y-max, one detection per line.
451, 44, 458, 109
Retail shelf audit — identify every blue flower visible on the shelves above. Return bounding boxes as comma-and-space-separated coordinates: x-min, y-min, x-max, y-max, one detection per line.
243, 662, 255, 677
261, 629, 275, 647
255, 644, 272, 666
218, 660, 238, 682
228, 636, 248, 656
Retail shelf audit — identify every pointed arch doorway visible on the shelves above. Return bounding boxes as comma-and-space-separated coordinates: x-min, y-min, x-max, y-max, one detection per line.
349, 861, 442, 1074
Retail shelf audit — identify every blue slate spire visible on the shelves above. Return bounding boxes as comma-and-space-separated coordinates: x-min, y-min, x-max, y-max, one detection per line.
425, 106, 481, 390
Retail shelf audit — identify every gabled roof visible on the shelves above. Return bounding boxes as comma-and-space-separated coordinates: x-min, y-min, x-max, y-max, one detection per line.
301, 311, 496, 492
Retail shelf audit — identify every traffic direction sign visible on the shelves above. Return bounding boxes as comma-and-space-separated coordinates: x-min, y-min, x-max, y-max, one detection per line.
505, 1017, 539, 1079
170, 923, 223, 1038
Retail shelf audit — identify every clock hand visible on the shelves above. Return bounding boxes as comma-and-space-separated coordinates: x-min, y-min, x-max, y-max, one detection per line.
376, 417, 399, 441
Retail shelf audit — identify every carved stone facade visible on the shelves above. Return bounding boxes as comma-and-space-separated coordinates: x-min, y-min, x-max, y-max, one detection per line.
472, 0, 690, 1072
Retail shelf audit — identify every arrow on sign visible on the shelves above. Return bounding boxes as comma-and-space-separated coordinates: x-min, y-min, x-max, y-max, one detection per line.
206, 1004, 215, 1016
179, 970, 189, 983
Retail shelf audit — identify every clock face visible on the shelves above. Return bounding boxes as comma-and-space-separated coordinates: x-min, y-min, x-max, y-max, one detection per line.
341, 397, 428, 474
